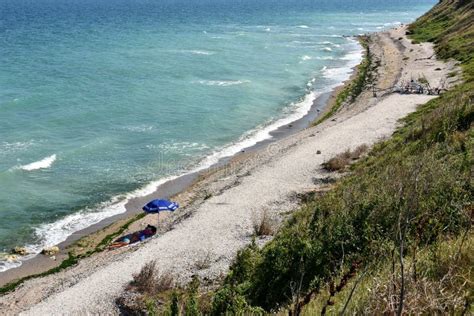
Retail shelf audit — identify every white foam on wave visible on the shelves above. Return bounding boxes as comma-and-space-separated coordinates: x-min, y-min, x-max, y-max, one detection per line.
19, 154, 57, 171
0, 36, 365, 273
300, 55, 312, 61
27, 171, 187, 252
197, 90, 322, 168
322, 39, 363, 83
0, 140, 36, 155
123, 125, 154, 133
384, 21, 402, 27
316, 56, 335, 60
0, 254, 24, 272
297, 25, 309, 29
31, 199, 127, 252
179, 50, 215, 55
292, 40, 314, 45
341, 50, 363, 61
322, 47, 333, 52
195, 80, 250, 87
147, 142, 210, 156
317, 34, 343, 38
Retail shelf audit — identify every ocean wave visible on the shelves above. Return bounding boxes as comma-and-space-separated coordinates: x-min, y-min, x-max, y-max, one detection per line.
123, 125, 154, 133
195, 80, 250, 87
146, 142, 210, 155
300, 55, 312, 61
0, 140, 36, 154
19, 154, 57, 171
384, 21, 402, 26
322, 45, 363, 82
322, 47, 333, 52
23, 172, 185, 259
316, 34, 343, 38
296, 25, 309, 29
292, 40, 315, 45
31, 198, 128, 252
306, 78, 317, 88
0, 253, 23, 273
197, 90, 321, 168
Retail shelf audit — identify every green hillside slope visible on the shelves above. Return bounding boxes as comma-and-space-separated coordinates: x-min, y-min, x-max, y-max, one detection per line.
206, 1, 473, 314
117, 1, 473, 314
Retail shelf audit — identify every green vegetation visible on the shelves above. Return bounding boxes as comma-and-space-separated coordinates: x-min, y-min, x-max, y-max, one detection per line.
176, 1, 472, 314
314, 36, 376, 125
3, 3, 472, 314
218, 98, 472, 310
408, 0, 474, 82
300, 233, 473, 314
115, 1, 473, 314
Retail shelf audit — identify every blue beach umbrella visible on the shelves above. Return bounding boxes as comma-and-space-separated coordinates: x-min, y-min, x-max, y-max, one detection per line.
143, 199, 179, 213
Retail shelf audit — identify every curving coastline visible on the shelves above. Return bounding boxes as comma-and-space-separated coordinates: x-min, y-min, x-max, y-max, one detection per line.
0, 24, 460, 314
0, 39, 363, 276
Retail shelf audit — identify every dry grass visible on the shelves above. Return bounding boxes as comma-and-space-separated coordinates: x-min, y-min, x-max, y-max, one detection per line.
350, 144, 369, 159
323, 155, 349, 172
195, 251, 213, 270
131, 260, 175, 296
323, 144, 368, 172
253, 209, 275, 237
356, 235, 473, 315
300, 234, 473, 315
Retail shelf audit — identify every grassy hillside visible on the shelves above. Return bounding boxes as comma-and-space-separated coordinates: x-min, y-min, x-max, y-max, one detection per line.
408, 0, 474, 82
206, 1, 474, 314
119, 1, 473, 314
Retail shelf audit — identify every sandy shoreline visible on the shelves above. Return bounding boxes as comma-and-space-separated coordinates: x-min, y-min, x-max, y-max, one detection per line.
0, 25, 460, 314
0, 69, 338, 286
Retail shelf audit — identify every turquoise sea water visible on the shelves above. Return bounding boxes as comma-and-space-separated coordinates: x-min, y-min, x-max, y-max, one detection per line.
0, 0, 435, 271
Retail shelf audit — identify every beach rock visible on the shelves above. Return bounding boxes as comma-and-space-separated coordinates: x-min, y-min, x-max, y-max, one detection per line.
41, 246, 60, 256
11, 246, 29, 256
316, 150, 321, 154
5, 254, 19, 262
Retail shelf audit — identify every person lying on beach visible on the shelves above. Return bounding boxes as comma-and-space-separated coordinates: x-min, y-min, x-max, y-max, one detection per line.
108, 225, 157, 249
